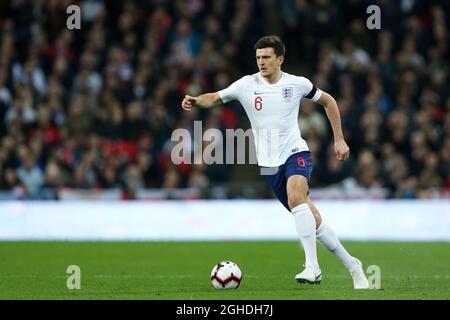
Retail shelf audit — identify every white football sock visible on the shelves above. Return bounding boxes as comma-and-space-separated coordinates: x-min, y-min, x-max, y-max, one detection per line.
316, 222, 357, 270
291, 203, 320, 273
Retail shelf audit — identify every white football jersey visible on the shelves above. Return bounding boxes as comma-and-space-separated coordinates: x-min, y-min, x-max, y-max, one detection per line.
218, 72, 322, 167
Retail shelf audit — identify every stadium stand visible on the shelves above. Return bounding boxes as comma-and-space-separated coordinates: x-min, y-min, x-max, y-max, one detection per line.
0, 0, 448, 200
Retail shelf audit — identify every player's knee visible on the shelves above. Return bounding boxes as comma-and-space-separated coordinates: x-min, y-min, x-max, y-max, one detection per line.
287, 194, 308, 211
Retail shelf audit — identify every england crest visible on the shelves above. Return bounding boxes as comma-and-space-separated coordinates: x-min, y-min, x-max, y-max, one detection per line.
282, 87, 293, 100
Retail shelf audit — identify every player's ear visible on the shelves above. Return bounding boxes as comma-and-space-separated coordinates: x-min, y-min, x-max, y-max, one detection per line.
277, 55, 284, 65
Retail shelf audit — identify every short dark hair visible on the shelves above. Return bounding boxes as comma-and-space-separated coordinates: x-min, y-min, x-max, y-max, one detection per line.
254, 35, 286, 57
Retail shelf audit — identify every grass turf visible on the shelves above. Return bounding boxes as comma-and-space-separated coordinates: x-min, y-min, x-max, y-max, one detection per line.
0, 241, 449, 300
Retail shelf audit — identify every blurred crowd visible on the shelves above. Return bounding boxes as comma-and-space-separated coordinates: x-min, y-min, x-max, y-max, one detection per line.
0, 0, 449, 199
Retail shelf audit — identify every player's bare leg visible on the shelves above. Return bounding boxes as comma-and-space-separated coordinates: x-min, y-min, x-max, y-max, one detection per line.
307, 198, 369, 289
287, 175, 322, 284
306, 198, 322, 228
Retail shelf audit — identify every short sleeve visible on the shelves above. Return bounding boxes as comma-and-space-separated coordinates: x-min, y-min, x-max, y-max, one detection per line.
218, 76, 249, 103
298, 77, 322, 102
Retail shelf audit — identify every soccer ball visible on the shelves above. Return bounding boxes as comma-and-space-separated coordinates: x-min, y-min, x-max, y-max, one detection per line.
210, 261, 242, 289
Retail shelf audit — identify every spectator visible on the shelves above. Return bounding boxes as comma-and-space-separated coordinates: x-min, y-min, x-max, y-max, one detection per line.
16, 155, 44, 197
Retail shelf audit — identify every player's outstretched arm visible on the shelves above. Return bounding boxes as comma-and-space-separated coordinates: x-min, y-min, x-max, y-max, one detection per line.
181, 92, 222, 111
317, 91, 350, 161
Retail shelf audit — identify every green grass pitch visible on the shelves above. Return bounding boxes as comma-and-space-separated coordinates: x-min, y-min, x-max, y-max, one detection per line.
0, 241, 449, 300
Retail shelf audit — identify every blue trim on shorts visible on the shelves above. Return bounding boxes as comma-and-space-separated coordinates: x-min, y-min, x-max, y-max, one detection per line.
260, 151, 313, 211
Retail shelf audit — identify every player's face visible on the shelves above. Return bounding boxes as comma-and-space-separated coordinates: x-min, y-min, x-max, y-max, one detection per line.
255, 48, 284, 78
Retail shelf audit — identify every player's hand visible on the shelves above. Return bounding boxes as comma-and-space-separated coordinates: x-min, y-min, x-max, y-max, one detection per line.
334, 139, 350, 161
181, 95, 197, 111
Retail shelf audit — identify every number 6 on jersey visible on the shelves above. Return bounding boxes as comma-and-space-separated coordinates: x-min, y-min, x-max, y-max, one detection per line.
254, 96, 263, 111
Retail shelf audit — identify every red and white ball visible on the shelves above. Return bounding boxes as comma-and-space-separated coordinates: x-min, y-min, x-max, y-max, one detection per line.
210, 261, 242, 289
